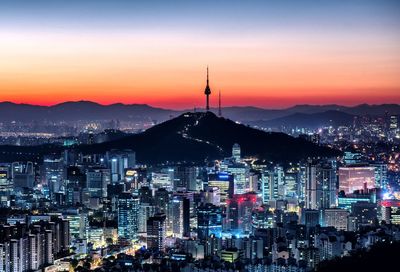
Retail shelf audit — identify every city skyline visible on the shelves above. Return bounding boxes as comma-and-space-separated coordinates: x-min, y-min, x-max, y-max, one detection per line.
1, 2, 400, 271
1, 0, 399, 109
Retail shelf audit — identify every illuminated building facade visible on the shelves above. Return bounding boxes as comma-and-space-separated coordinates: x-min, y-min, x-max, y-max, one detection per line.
339, 166, 375, 195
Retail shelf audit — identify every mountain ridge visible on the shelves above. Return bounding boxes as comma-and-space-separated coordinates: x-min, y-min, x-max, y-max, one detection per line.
0, 101, 399, 123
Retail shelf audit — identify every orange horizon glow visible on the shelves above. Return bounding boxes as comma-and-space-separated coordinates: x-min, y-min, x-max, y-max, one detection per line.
1, 26, 399, 109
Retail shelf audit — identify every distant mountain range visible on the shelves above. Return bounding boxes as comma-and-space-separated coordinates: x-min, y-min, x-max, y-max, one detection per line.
250, 110, 355, 129
0, 101, 399, 126
0, 101, 175, 123
0, 112, 340, 164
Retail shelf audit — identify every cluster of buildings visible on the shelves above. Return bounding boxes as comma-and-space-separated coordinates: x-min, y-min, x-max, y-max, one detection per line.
0, 140, 399, 271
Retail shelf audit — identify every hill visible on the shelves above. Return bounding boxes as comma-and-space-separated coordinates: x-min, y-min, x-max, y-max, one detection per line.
79, 112, 340, 164
0, 112, 340, 164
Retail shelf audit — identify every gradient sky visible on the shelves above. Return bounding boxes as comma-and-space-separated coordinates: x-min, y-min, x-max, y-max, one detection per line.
0, 0, 399, 109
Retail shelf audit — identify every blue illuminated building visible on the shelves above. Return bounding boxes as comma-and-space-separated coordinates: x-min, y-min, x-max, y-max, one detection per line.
197, 203, 223, 240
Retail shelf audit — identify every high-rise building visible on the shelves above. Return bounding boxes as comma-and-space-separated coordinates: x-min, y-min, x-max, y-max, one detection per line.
86, 167, 110, 198
232, 143, 241, 161
41, 156, 64, 199
154, 188, 170, 214
0, 218, 70, 271
226, 193, 258, 233
305, 160, 337, 210
65, 166, 85, 205
343, 151, 363, 165
170, 194, 190, 238
146, 213, 167, 252
138, 203, 156, 233
117, 193, 139, 240
12, 162, 35, 189
339, 166, 375, 195
227, 163, 249, 195
197, 203, 222, 240
0, 165, 12, 207
372, 162, 388, 189
323, 209, 349, 231
390, 115, 398, 130
207, 173, 234, 204
174, 166, 197, 191
261, 166, 284, 202
205, 187, 221, 206
106, 149, 136, 182
301, 209, 320, 228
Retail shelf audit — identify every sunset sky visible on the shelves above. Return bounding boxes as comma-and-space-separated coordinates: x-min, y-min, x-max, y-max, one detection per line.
0, 0, 399, 109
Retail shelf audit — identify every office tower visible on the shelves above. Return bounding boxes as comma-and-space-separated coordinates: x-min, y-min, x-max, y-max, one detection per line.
66, 210, 88, 240
207, 173, 234, 204
284, 170, 298, 198
390, 115, 398, 130
138, 203, 156, 233
41, 156, 64, 199
301, 209, 320, 228
338, 166, 375, 195
226, 162, 249, 195
146, 213, 167, 252
248, 171, 259, 192
251, 208, 275, 229
151, 168, 174, 190
372, 162, 388, 189
106, 149, 136, 182
262, 169, 277, 203
170, 195, 190, 238
205, 187, 221, 206
305, 160, 337, 210
379, 199, 400, 225
343, 151, 363, 165
0, 165, 12, 207
262, 166, 284, 202
319, 161, 337, 208
174, 166, 197, 191
12, 162, 35, 189
117, 193, 139, 240
226, 193, 257, 233
86, 167, 110, 198
232, 143, 241, 161
197, 203, 222, 240
338, 191, 375, 211
154, 188, 170, 214
65, 166, 85, 205
323, 209, 349, 231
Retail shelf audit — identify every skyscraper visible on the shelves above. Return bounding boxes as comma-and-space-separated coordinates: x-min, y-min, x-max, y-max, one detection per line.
232, 143, 241, 161
147, 213, 167, 252
170, 194, 190, 238
197, 203, 222, 240
305, 160, 337, 210
117, 193, 139, 240
207, 173, 234, 204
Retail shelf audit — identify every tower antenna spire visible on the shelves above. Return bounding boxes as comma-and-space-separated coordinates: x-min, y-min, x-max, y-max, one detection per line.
218, 90, 222, 117
204, 66, 211, 111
